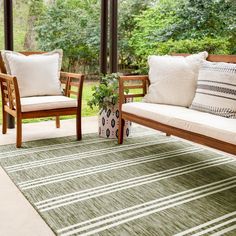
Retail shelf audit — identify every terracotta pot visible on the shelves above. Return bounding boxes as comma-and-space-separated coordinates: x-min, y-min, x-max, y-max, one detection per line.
98, 104, 132, 139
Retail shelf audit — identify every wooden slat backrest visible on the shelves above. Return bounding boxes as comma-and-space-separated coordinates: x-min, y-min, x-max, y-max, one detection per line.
207, 54, 236, 63
19, 51, 45, 56
119, 75, 149, 100
60, 72, 84, 98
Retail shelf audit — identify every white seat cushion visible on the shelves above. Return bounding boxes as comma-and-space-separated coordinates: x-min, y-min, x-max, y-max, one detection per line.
122, 102, 236, 145
21, 96, 77, 112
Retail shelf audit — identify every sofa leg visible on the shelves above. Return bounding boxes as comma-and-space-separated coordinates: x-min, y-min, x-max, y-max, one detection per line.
76, 114, 82, 141
16, 118, 22, 148
166, 133, 171, 137
2, 110, 7, 134
118, 118, 125, 144
56, 116, 60, 128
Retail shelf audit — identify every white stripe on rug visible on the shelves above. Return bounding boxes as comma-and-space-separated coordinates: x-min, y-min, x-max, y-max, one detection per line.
58, 177, 235, 226
210, 225, 236, 236
18, 147, 202, 190
190, 218, 236, 236
6, 139, 174, 172
0, 131, 157, 159
174, 211, 236, 236
36, 155, 226, 206
56, 177, 236, 236
36, 156, 234, 212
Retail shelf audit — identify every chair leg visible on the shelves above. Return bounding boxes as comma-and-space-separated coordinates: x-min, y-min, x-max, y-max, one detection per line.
2, 110, 7, 134
56, 116, 60, 128
76, 113, 82, 140
16, 117, 22, 148
118, 118, 125, 144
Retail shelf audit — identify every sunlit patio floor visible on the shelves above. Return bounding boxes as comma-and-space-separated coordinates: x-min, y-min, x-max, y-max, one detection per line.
0, 116, 98, 146
0, 117, 98, 236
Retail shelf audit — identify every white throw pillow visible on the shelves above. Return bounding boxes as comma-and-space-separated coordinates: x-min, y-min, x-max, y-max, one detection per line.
143, 52, 208, 107
1, 49, 63, 97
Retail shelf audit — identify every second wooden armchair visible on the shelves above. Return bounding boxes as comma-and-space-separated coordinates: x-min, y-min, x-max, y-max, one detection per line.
0, 51, 84, 148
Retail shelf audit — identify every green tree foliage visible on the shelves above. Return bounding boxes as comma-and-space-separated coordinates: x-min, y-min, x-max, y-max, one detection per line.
130, 0, 236, 72
161, 0, 235, 40
36, 0, 100, 74
29, 0, 236, 75
118, 0, 153, 69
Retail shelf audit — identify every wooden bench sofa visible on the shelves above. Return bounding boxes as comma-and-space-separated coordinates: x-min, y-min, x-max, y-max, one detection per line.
118, 54, 236, 155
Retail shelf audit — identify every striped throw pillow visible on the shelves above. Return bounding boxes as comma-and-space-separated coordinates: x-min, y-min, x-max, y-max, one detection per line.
190, 61, 236, 118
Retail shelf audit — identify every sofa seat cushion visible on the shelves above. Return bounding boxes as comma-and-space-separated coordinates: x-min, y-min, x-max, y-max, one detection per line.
122, 102, 236, 145
21, 96, 77, 112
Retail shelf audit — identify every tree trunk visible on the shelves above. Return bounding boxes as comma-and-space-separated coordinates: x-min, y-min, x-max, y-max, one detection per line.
24, 15, 36, 50
24, 0, 44, 50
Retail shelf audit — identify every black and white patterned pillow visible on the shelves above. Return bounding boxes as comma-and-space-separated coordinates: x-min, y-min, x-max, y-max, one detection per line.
190, 61, 236, 118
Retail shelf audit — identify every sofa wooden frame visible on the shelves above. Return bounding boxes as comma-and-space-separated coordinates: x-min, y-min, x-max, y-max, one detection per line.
118, 54, 236, 155
0, 52, 84, 148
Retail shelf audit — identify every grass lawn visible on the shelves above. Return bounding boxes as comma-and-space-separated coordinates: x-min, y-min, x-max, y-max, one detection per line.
0, 81, 99, 125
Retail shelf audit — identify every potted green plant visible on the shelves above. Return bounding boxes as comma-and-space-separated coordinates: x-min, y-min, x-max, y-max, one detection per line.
88, 73, 132, 138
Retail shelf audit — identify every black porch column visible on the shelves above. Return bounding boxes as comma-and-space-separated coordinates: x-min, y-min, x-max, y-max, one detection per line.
4, 0, 15, 128
100, 0, 108, 74
109, 0, 118, 73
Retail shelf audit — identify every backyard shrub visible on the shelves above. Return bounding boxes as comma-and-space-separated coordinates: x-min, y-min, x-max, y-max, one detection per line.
132, 37, 231, 73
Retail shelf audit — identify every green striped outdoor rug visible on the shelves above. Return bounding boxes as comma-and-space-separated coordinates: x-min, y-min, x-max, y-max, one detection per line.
0, 128, 235, 236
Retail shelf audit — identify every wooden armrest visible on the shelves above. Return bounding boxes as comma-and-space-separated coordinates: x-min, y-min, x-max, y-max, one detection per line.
0, 73, 21, 112
119, 75, 149, 106
0, 72, 15, 81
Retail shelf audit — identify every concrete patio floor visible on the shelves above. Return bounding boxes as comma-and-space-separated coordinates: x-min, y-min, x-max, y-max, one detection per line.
0, 117, 98, 236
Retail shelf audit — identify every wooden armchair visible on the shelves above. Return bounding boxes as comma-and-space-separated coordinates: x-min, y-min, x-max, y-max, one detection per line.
0, 52, 84, 148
